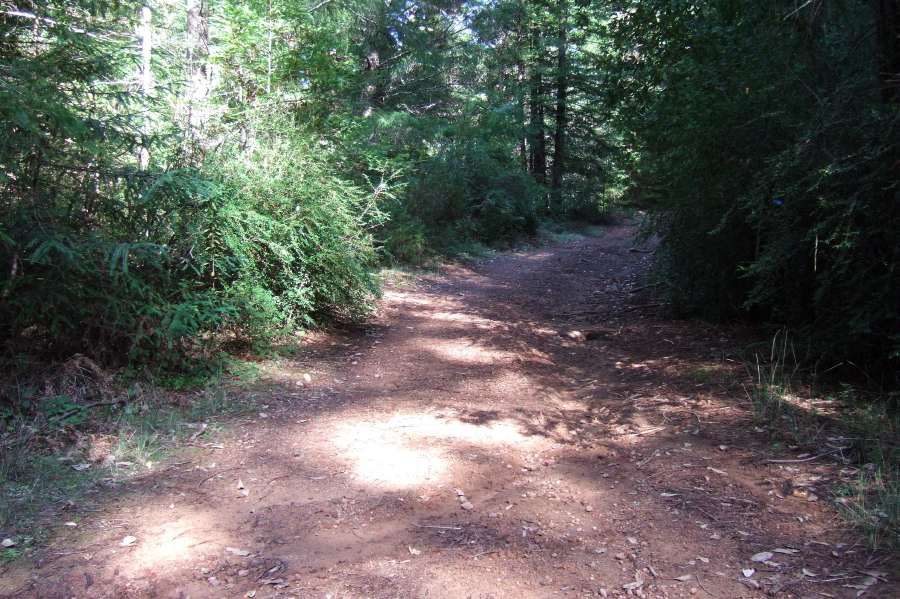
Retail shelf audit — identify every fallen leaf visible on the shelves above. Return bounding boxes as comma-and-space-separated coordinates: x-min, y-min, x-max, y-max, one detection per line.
72, 463, 90, 471
802, 569, 816, 577
119, 536, 136, 547
622, 581, 644, 590
674, 575, 692, 582
226, 547, 251, 556
707, 467, 727, 475
408, 546, 421, 555
773, 548, 799, 554
751, 552, 773, 562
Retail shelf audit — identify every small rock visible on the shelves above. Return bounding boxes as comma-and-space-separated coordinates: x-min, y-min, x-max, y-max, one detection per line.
615, 553, 626, 560
461, 501, 474, 510
807, 493, 819, 502
599, 589, 608, 598
585, 506, 594, 512
1, 539, 16, 548
539, 577, 553, 586
208, 577, 221, 587
237, 570, 250, 577
488, 512, 500, 518
690, 588, 697, 595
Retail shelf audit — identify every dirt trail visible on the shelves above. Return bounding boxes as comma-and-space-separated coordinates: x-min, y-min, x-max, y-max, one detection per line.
2, 225, 896, 599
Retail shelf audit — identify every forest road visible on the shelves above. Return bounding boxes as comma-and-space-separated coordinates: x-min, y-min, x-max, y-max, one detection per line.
2, 224, 897, 599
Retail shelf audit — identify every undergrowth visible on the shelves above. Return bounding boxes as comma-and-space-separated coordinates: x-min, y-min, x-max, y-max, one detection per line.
0, 367, 260, 560
746, 332, 900, 553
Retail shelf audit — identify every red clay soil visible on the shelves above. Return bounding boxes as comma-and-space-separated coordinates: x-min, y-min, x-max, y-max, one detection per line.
1, 224, 896, 599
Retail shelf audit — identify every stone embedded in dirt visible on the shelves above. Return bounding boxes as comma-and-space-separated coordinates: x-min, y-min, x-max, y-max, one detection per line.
674, 575, 692, 582
226, 547, 251, 557
585, 505, 594, 512
460, 501, 474, 510
539, 577, 553, 586
488, 512, 499, 518
750, 551, 773, 562
1, 539, 15, 548
615, 553, 626, 560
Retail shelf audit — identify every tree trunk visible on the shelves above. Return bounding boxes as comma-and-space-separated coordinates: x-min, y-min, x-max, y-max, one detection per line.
186, 0, 210, 138
529, 27, 547, 185
875, 0, 900, 102
550, 1, 568, 201
139, 5, 152, 169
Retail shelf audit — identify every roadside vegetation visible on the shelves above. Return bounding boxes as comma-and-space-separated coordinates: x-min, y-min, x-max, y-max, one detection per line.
1, 0, 898, 556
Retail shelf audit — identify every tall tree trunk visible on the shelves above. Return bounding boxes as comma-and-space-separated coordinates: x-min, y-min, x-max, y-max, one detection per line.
517, 8, 528, 170
139, 5, 152, 169
875, 1, 900, 102
550, 1, 568, 201
529, 26, 547, 185
186, 0, 210, 146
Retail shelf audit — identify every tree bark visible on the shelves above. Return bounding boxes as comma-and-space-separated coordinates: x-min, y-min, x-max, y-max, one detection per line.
529, 26, 547, 185
186, 0, 210, 133
875, 0, 900, 102
550, 1, 568, 200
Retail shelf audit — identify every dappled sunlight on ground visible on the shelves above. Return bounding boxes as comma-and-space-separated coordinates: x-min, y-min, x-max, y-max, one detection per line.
6, 226, 896, 599
331, 411, 549, 490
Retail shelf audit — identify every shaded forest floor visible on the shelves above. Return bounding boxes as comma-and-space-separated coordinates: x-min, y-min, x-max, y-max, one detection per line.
1, 224, 896, 599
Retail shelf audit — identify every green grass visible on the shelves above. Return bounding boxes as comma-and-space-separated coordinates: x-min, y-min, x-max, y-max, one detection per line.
744, 333, 900, 553
0, 380, 260, 563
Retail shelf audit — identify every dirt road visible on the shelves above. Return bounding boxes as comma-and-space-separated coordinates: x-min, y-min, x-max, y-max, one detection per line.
2, 225, 895, 598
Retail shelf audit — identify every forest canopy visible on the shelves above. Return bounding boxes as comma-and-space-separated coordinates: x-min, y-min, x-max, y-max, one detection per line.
1, 0, 898, 387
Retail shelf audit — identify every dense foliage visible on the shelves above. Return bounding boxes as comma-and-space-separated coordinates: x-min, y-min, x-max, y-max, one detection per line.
2, 0, 898, 389
605, 0, 900, 383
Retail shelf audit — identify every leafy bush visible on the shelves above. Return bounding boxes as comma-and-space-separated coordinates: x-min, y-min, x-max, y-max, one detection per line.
607, 0, 900, 383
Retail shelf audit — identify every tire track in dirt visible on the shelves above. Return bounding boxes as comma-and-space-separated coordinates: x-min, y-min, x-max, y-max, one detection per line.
2, 225, 896, 599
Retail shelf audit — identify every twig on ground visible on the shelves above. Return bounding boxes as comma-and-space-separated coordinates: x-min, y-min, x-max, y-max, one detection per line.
765, 448, 844, 464
695, 574, 725, 598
